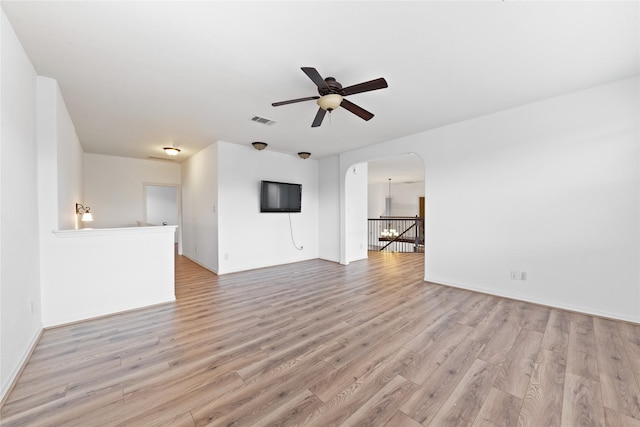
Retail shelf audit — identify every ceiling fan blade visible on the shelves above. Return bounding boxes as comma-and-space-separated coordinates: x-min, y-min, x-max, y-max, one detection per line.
342, 77, 388, 96
340, 99, 374, 121
272, 96, 319, 107
301, 67, 329, 90
311, 107, 327, 127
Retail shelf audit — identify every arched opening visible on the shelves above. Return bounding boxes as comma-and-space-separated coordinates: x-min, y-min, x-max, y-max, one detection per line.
368, 154, 425, 254
344, 153, 425, 271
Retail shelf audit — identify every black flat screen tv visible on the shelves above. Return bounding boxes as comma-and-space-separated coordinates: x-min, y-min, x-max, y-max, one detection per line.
260, 180, 302, 213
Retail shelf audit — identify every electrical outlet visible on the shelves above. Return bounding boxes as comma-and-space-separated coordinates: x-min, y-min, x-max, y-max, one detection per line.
511, 270, 527, 281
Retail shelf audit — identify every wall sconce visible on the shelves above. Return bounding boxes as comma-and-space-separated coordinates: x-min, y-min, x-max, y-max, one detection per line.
163, 147, 181, 156
298, 152, 311, 159
75, 203, 93, 222
252, 141, 268, 151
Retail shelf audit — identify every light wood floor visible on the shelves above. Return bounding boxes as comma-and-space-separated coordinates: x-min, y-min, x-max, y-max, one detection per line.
2, 252, 640, 426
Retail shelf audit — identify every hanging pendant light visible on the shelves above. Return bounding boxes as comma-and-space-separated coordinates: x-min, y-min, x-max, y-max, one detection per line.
381, 178, 398, 238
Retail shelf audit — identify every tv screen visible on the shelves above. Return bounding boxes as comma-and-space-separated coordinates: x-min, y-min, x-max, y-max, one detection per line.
260, 180, 302, 213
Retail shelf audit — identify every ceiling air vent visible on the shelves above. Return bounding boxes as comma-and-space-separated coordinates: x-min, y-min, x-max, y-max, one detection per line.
251, 116, 276, 126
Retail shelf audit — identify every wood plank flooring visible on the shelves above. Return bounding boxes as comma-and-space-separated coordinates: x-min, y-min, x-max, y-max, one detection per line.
2, 252, 640, 426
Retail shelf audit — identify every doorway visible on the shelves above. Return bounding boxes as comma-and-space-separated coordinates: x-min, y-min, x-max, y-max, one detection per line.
144, 183, 182, 255
365, 154, 425, 258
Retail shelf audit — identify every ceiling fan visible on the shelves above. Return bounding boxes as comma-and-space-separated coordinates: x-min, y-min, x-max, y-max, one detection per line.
272, 67, 388, 127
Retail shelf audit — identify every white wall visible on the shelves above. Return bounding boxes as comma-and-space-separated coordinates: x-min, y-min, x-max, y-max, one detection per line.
368, 181, 424, 218
181, 141, 320, 274
318, 155, 340, 263
341, 77, 640, 323
55, 84, 83, 231
181, 143, 218, 272
84, 154, 181, 229
42, 227, 176, 327
345, 163, 368, 262
146, 186, 179, 226
368, 182, 385, 218
34, 82, 176, 327
36, 79, 85, 324
391, 181, 424, 217
216, 141, 319, 274
0, 10, 42, 400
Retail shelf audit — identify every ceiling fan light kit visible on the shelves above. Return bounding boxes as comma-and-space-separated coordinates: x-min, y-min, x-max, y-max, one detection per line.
272, 67, 388, 127
317, 94, 343, 111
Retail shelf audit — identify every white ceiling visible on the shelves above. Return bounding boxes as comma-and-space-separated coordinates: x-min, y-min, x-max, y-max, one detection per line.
368, 154, 425, 184
3, 1, 638, 175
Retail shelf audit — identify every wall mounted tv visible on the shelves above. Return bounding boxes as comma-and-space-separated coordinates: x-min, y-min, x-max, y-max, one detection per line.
260, 180, 302, 213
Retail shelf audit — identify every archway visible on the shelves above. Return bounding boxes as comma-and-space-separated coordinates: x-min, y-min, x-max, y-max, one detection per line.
368, 154, 425, 254
343, 153, 425, 265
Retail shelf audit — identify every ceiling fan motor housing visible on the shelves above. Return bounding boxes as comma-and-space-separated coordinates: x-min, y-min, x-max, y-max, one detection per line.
319, 77, 343, 96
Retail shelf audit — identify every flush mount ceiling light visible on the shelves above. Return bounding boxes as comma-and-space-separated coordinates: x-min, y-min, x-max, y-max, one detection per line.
163, 147, 181, 156
316, 94, 343, 111
298, 152, 311, 159
252, 141, 268, 151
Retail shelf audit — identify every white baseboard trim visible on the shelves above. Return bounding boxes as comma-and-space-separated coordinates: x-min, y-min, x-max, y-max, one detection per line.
424, 276, 640, 325
182, 254, 218, 275
1, 327, 43, 406
43, 300, 176, 330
